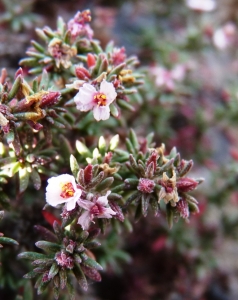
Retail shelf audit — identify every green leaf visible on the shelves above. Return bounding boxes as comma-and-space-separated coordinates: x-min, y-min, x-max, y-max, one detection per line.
30, 168, 41, 190
48, 263, 59, 279
75, 140, 91, 158
23, 280, 33, 300
70, 155, 79, 179
18, 252, 46, 260
35, 241, 61, 253
73, 264, 88, 291
0, 236, 18, 246
129, 129, 139, 151
95, 177, 114, 192
19, 167, 29, 194
82, 257, 103, 271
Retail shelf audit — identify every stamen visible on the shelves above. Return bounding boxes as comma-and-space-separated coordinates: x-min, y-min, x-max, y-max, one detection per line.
60, 182, 75, 198
94, 93, 107, 106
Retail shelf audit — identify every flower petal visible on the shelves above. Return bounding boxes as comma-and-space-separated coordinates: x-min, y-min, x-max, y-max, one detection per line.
93, 105, 110, 121
100, 80, 117, 105
77, 211, 91, 230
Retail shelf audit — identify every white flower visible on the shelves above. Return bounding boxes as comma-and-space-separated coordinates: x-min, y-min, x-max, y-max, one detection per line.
74, 80, 117, 121
46, 174, 82, 211
186, 0, 216, 11
77, 191, 116, 230
213, 23, 237, 50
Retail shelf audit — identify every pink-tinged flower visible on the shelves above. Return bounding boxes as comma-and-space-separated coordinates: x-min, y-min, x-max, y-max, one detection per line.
176, 177, 198, 192
137, 178, 155, 194
111, 47, 126, 66
186, 0, 216, 12
158, 171, 179, 207
55, 251, 74, 269
46, 174, 82, 211
67, 10, 93, 40
213, 23, 237, 50
74, 80, 117, 121
77, 191, 116, 230
150, 64, 186, 92
48, 38, 77, 69
176, 198, 189, 219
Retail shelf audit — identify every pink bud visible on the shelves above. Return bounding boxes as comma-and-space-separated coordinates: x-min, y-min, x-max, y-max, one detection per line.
75, 66, 91, 79
176, 198, 189, 219
40, 91, 61, 108
137, 178, 155, 194
87, 53, 96, 68
84, 164, 93, 184
176, 177, 198, 192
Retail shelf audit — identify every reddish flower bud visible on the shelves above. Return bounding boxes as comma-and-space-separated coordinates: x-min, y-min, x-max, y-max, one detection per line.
176, 177, 198, 192
87, 53, 96, 68
84, 164, 93, 184
75, 66, 91, 79
103, 152, 113, 164
40, 91, 61, 108
176, 198, 189, 219
137, 178, 155, 194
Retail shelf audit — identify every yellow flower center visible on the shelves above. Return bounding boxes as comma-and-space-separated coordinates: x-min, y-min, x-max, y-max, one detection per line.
94, 93, 107, 106
60, 182, 75, 198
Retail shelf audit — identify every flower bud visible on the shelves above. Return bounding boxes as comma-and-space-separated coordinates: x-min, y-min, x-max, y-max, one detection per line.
176, 177, 198, 192
137, 178, 155, 194
87, 53, 96, 68
75, 66, 91, 79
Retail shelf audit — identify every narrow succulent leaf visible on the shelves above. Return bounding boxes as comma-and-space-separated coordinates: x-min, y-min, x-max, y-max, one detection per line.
53, 286, 60, 300
66, 278, 75, 300
34, 225, 58, 242
95, 177, 114, 192
19, 167, 30, 194
82, 257, 103, 271
77, 230, 89, 243
76, 140, 91, 158
150, 197, 160, 216
0, 211, 4, 221
108, 62, 125, 79
37, 280, 50, 295
124, 178, 139, 188
129, 154, 138, 171
125, 191, 141, 207
188, 202, 200, 214
23, 271, 38, 279
7, 75, 22, 100
23, 280, 34, 300
178, 160, 194, 177
53, 221, 64, 241
166, 205, 174, 229
35, 241, 61, 253
129, 129, 139, 151
30, 168, 41, 190
81, 265, 101, 282
109, 201, 124, 222
141, 194, 149, 217
98, 136, 106, 155
117, 99, 135, 112
59, 269, 67, 289
70, 155, 80, 179
110, 103, 119, 118
39, 70, 49, 90
126, 139, 135, 155
134, 201, 142, 221
31, 40, 45, 53
84, 241, 101, 249
146, 132, 154, 145
48, 262, 59, 279
17, 252, 46, 260
0, 236, 19, 246
73, 264, 88, 291
87, 171, 104, 188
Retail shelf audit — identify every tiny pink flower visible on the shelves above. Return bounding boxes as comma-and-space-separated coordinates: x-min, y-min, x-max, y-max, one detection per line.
176, 198, 189, 219
213, 23, 237, 50
77, 191, 116, 230
186, 0, 216, 12
46, 174, 82, 211
55, 251, 74, 269
137, 178, 155, 194
74, 80, 117, 121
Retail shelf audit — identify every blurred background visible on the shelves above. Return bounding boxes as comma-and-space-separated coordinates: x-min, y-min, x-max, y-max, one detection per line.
1, 0, 238, 299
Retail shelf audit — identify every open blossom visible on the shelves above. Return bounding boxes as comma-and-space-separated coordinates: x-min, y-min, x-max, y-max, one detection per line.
77, 191, 116, 230
186, 0, 216, 12
46, 174, 82, 211
158, 171, 179, 207
213, 23, 237, 50
150, 64, 186, 91
74, 80, 117, 121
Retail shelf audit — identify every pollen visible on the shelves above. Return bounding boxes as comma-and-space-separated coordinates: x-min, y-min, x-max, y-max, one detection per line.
94, 93, 107, 106
60, 182, 75, 198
